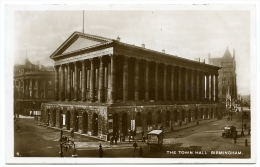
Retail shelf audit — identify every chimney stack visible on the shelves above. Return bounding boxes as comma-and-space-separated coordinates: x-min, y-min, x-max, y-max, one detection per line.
141, 43, 145, 48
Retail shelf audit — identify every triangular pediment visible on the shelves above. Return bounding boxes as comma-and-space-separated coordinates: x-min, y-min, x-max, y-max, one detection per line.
50, 31, 113, 59
62, 37, 101, 54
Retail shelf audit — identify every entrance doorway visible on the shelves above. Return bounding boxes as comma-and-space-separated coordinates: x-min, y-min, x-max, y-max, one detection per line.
188, 109, 191, 122
74, 111, 79, 132
52, 110, 56, 127
59, 110, 63, 128
113, 113, 118, 136
82, 112, 88, 133
122, 113, 127, 135
195, 108, 198, 119
47, 109, 50, 125
66, 111, 71, 130
166, 111, 170, 126
92, 113, 98, 136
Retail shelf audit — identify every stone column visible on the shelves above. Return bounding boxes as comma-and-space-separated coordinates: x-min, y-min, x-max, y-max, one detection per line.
163, 64, 167, 101
81, 60, 86, 102
110, 55, 116, 103
66, 63, 71, 101
43, 80, 46, 98
30, 79, 33, 98
206, 73, 209, 101
170, 65, 175, 102
54, 65, 59, 101
60, 65, 65, 101
36, 79, 39, 98
155, 62, 159, 101
191, 69, 194, 101
201, 71, 205, 101
178, 67, 182, 101
184, 68, 188, 101
196, 70, 200, 101
215, 74, 218, 101
145, 60, 150, 101
90, 59, 95, 102
211, 73, 214, 101
74, 62, 78, 101
98, 57, 104, 102
134, 58, 140, 101
123, 56, 129, 101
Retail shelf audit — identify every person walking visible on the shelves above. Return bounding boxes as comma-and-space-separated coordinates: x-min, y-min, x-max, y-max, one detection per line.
142, 135, 145, 143
60, 129, 63, 138
71, 128, 74, 139
139, 146, 143, 157
244, 122, 247, 129
233, 134, 237, 143
114, 133, 118, 145
99, 144, 103, 158
133, 141, 138, 152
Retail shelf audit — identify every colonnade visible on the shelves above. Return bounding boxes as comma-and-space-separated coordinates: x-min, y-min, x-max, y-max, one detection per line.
15, 78, 53, 99
54, 55, 219, 103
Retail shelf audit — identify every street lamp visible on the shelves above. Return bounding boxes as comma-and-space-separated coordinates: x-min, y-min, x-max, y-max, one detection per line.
241, 107, 244, 136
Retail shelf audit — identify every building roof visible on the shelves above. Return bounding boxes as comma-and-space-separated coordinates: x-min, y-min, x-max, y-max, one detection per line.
50, 31, 220, 72
222, 47, 233, 61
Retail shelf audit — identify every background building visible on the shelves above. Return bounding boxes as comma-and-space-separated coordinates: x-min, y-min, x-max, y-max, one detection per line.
208, 47, 237, 110
14, 57, 55, 116
41, 32, 224, 139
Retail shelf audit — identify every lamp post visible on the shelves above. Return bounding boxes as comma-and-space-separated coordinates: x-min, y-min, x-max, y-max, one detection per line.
241, 106, 244, 136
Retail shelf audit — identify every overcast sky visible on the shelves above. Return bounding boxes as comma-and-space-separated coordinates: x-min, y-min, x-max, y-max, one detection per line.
12, 6, 252, 95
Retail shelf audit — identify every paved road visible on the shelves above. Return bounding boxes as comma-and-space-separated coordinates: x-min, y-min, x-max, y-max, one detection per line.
14, 112, 251, 158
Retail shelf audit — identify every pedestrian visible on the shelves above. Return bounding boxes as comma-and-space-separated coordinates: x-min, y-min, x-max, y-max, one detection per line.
60, 129, 63, 137
244, 122, 247, 129
133, 141, 138, 152
110, 136, 114, 145
114, 133, 118, 145
139, 146, 143, 156
71, 128, 74, 139
142, 135, 145, 143
233, 135, 237, 143
99, 144, 103, 158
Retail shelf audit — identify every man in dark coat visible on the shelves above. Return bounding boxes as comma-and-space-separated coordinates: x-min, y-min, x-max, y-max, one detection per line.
71, 128, 74, 138
99, 144, 103, 158
133, 141, 138, 152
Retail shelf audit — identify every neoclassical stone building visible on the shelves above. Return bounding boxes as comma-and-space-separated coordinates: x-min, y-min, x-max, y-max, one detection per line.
14, 57, 55, 116
41, 32, 224, 139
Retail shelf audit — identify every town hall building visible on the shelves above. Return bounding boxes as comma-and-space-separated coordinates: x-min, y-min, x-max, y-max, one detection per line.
41, 31, 224, 140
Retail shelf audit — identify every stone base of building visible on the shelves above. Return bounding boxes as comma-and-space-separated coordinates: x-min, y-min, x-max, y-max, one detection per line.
41, 101, 225, 140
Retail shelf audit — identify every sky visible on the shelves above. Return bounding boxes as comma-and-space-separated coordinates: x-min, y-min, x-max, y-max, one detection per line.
11, 5, 252, 96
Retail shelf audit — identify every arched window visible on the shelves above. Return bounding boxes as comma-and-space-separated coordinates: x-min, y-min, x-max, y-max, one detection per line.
156, 111, 161, 124
147, 112, 152, 125
136, 112, 141, 126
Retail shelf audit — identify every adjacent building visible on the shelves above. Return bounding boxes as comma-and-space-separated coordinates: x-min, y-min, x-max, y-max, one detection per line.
41, 31, 224, 139
14, 57, 55, 117
208, 47, 237, 109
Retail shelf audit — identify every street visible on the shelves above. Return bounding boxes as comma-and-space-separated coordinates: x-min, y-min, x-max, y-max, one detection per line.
14, 111, 251, 158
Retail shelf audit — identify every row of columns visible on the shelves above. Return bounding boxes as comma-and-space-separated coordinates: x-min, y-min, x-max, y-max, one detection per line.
15, 79, 51, 99
55, 55, 219, 103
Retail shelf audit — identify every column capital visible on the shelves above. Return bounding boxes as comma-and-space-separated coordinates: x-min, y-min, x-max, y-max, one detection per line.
80, 59, 85, 63
109, 53, 117, 58
124, 55, 130, 60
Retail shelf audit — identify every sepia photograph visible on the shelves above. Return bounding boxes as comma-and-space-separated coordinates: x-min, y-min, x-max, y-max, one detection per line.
1, 1, 259, 166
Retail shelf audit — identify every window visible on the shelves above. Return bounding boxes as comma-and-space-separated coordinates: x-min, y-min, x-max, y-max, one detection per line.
48, 81, 52, 86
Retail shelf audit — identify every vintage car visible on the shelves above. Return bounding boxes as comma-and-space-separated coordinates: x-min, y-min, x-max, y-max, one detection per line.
147, 130, 163, 151
222, 125, 237, 138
